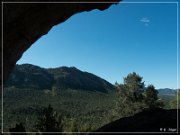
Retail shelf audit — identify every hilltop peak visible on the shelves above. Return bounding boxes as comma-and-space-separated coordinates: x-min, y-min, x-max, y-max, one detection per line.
6, 64, 115, 93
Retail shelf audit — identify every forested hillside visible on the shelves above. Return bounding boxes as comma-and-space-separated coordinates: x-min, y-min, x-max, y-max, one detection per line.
5, 64, 114, 93
2, 66, 179, 133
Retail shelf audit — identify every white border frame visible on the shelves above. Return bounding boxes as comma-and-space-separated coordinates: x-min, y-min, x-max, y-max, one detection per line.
1, 1, 179, 134
1, 0, 3, 134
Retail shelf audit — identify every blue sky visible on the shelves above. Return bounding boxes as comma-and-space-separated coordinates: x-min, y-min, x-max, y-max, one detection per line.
17, 1, 179, 89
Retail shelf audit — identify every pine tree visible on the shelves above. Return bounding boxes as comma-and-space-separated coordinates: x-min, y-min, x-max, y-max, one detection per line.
35, 105, 63, 134
123, 72, 145, 101
144, 85, 163, 109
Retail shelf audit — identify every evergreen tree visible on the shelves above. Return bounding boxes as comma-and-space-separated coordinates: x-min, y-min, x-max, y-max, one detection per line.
124, 72, 145, 101
144, 85, 163, 109
116, 84, 131, 103
35, 105, 63, 134
114, 73, 147, 117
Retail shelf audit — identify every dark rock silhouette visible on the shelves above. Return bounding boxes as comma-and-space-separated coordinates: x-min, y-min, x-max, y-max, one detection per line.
2, 0, 120, 85
91, 108, 179, 134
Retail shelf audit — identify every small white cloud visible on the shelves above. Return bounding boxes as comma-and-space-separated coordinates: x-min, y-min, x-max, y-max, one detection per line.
140, 17, 150, 23
140, 17, 150, 27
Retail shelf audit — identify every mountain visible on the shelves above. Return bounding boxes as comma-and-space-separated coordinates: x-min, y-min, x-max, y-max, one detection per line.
5, 64, 54, 89
47, 66, 114, 92
157, 88, 177, 96
157, 88, 177, 102
5, 64, 115, 93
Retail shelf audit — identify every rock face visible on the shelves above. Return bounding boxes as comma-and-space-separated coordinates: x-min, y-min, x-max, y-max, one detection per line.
93, 108, 179, 134
2, 0, 120, 85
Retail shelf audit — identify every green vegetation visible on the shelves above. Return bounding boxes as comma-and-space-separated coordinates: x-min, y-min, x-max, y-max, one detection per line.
35, 105, 63, 133
3, 87, 116, 132
6, 64, 114, 93
115, 72, 163, 110
168, 89, 180, 109
158, 89, 179, 109
2, 72, 178, 134
123, 72, 145, 101
144, 85, 164, 109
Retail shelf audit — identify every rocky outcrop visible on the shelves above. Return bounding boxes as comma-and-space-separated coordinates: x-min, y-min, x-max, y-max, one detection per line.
92, 108, 179, 134
2, 0, 120, 84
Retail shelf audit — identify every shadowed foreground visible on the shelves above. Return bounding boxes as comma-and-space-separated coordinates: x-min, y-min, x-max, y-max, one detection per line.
91, 108, 179, 134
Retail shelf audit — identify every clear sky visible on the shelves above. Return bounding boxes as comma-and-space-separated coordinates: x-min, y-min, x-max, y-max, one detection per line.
17, 0, 179, 89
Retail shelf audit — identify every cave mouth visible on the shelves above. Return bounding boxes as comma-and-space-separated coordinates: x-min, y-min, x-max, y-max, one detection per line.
3, 1, 121, 84
16, 4, 121, 84
3, 2, 124, 133
3, 1, 178, 133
